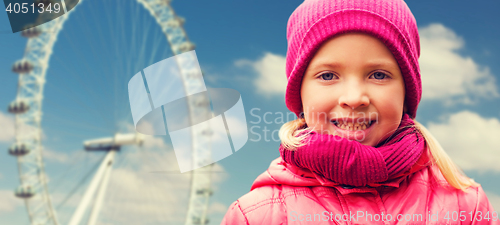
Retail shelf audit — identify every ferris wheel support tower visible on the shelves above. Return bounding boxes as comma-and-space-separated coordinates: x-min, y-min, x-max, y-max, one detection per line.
67, 133, 144, 225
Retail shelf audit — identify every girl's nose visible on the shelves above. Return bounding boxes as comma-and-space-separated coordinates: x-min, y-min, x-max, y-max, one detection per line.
338, 82, 370, 109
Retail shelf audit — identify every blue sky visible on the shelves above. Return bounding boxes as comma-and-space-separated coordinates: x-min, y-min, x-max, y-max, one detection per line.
1, 0, 500, 224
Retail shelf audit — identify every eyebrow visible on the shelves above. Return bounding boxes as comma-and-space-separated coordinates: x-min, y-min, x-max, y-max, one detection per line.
308, 62, 344, 72
364, 60, 399, 69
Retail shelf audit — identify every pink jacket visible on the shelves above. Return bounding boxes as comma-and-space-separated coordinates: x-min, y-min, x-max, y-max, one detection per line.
221, 151, 498, 225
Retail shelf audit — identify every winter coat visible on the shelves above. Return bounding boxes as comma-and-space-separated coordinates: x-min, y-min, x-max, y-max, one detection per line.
221, 149, 498, 225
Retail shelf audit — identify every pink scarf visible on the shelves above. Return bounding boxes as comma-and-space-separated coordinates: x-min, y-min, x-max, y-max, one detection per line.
279, 114, 424, 187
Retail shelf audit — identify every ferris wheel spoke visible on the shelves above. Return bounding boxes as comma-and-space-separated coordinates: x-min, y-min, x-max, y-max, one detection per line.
50, 42, 117, 127
66, 5, 133, 123
48, 150, 86, 194
55, 152, 104, 211
84, 1, 123, 125
44, 114, 113, 134
43, 83, 115, 132
45, 62, 115, 130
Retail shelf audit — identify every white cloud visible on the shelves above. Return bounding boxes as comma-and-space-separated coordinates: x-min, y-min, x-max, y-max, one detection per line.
225, 115, 248, 139
236, 52, 287, 97
0, 111, 15, 143
42, 148, 104, 165
210, 163, 229, 188
97, 148, 227, 224
42, 148, 69, 164
48, 147, 228, 224
141, 135, 167, 149
0, 111, 45, 144
419, 23, 498, 104
427, 111, 500, 171
82, 123, 230, 222
0, 190, 23, 214
123, 121, 167, 149
486, 192, 500, 212
208, 202, 228, 214
224, 114, 248, 152
99, 168, 189, 224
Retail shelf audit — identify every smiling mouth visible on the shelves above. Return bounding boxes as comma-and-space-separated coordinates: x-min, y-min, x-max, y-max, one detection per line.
331, 120, 375, 131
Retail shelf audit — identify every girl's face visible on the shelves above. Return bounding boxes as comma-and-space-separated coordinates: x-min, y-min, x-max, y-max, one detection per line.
301, 33, 406, 146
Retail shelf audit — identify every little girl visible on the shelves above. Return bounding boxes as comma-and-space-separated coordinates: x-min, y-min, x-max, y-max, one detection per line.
222, 0, 497, 224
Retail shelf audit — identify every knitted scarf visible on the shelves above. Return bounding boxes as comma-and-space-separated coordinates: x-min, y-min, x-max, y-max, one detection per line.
279, 114, 424, 187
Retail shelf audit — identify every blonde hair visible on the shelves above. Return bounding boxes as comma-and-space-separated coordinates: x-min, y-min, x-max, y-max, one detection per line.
278, 117, 478, 191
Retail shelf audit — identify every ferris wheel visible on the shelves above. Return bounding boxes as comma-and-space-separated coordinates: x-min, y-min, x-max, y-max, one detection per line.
8, 0, 215, 224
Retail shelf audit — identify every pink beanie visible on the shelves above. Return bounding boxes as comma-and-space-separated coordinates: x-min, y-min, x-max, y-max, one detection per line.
285, 0, 422, 119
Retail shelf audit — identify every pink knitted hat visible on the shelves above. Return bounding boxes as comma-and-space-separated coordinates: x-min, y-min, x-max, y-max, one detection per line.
285, 0, 421, 119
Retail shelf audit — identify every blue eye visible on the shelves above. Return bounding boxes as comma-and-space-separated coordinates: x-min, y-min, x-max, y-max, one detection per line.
320, 73, 336, 80
371, 72, 388, 80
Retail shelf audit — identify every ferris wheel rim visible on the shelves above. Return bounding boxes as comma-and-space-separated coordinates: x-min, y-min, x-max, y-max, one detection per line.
11, 1, 212, 225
